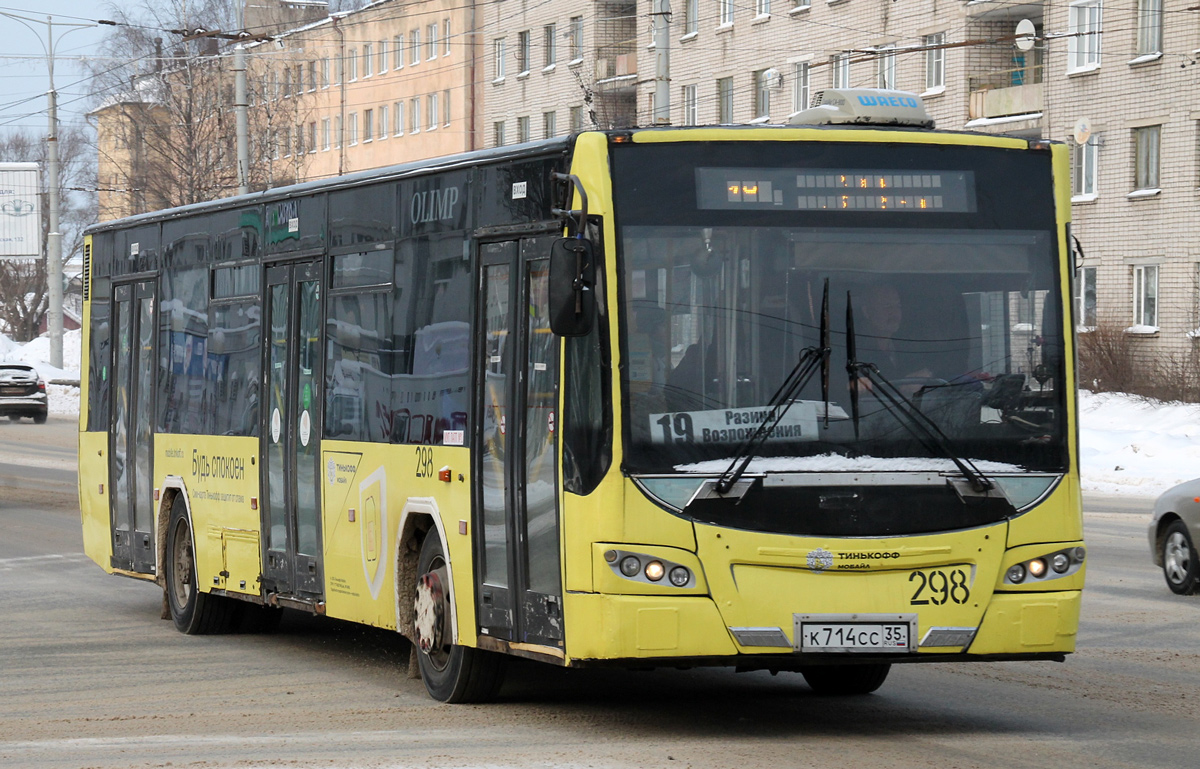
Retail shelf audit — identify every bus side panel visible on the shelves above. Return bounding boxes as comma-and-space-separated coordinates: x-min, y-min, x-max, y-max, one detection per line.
154, 434, 260, 594
1007, 480, 1084, 547
563, 592, 737, 661
79, 431, 113, 571
320, 441, 476, 638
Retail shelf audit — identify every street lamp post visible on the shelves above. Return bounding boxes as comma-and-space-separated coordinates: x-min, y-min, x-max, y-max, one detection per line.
1, 12, 95, 370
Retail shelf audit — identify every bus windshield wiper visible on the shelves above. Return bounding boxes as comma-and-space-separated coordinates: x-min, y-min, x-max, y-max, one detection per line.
845, 292, 993, 494
715, 280, 830, 495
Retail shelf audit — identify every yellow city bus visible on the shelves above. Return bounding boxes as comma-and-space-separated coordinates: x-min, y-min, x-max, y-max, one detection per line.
80, 90, 1084, 702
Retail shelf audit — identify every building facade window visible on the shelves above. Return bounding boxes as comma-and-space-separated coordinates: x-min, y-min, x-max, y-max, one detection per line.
394, 36, 404, 69
570, 106, 583, 131
756, 0, 771, 15
378, 41, 388, 72
719, 0, 734, 25
877, 46, 896, 89
321, 118, 331, 150
411, 97, 421, 132
684, 0, 698, 34
753, 70, 772, 120
517, 30, 531, 74
428, 93, 439, 130
443, 90, 451, 124
320, 58, 330, 88
1136, 0, 1162, 56
1133, 264, 1158, 327
717, 77, 733, 122
411, 30, 421, 64
348, 49, 358, 81
1068, 0, 1103, 72
1073, 137, 1098, 198
924, 33, 945, 91
517, 115, 530, 143
683, 84, 697, 125
348, 113, 358, 145
308, 122, 317, 152
1134, 125, 1160, 190
494, 120, 506, 146
427, 24, 438, 60
544, 24, 557, 67
793, 0, 810, 9
394, 102, 404, 135
363, 109, 374, 141
832, 54, 850, 88
363, 44, 373, 77
445, 20, 452, 55
570, 17, 584, 61
792, 62, 810, 113
380, 105, 389, 138
494, 38, 506, 80
1076, 266, 1097, 328
307, 61, 317, 91
544, 110, 557, 137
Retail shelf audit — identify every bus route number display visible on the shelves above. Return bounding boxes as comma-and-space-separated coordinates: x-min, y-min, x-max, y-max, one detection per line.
696, 167, 976, 213
650, 403, 819, 445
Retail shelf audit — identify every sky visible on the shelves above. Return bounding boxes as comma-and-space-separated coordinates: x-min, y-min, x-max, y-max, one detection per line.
0, 1, 115, 138
1, 320, 1191, 499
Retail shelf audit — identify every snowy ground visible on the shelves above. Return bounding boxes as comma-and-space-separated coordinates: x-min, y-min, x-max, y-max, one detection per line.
1, 330, 1191, 498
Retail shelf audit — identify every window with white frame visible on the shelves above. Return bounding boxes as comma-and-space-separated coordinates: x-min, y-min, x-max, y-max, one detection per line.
832, 53, 850, 88
349, 113, 358, 145
517, 115, 530, 143
517, 30, 531, 74
756, 0, 771, 16
1134, 124, 1160, 191
308, 122, 316, 152
544, 24, 556, 68
442, 89, 451, 124
683, 84, 697, 125
378, 41, 388, 72
1136, 0, 1162, 56
411, 30, 420, 64
717, 77, 733, 122
876, 46, 896, 89
394, 36, 404, 69
793, 0, 810, 9
1072, 137, 1098, 198
1068, 0, 1102, 72
307, 61, 317, 91
1133, 264, 1158, 327
380, 105, 389, 138
495, 121, 506, 147
924, 33, 945, 91
320, 58, 330, 88
569, 17, 584, 61
1076, 266, 1097, 328
427, 93, 439, 130
394, 101, 404, 135
494, 38, 506, 80
321, 118, 331, 150
719, 0, 734, 25
792, 61, 810, 113
363, 44, 373, 77
570, 106, 583, 131
753, 70, 771, 120
544, 110, 556, 137
427, 24, 438, 60
444, 20, 452, 55
363, 109, 373, 141
348, 49, 358, 81
411, 97, 421, 132
684, 0, 698, 34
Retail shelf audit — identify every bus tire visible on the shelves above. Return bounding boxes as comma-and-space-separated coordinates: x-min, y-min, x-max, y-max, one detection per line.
414, 531, 505, 702
799, 663, 891, 695
1162, 519, 1200, 595
165, 496, 238, 634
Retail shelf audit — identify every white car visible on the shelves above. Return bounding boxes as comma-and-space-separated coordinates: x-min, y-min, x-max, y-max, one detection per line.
0, 363, 48, 424
1150, 482, 1200, 594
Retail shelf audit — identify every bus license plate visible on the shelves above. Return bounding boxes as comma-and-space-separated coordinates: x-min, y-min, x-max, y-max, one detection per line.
794, 614, 916, 653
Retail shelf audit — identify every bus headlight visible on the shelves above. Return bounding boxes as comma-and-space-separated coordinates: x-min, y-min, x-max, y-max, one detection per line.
1027, 558, 1047, 578
1007, 564, 1027, 584
620, 555, 641, 577
669, 566, 691, 587
1004, 546, 1085, 585
604, 549, 698, 589
1051, 553, 1071, 573
644, 561, 665, 581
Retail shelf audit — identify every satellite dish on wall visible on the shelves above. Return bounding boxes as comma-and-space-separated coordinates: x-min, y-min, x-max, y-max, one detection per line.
1073, 118, 1093, 145
1015, 19, 1036, 52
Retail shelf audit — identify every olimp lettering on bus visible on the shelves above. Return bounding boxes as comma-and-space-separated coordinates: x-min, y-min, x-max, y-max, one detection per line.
409, 186, 461, 226
401, 172, 469, 236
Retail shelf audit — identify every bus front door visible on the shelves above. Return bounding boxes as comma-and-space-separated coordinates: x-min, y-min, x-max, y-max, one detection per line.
476, 237, 563, 649
110, 281, 156, 574
262, 261, 325, 599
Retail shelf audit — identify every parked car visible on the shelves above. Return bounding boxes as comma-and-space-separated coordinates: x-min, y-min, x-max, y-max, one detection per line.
0, 363, 48, 424
1149, 482, 1200, 594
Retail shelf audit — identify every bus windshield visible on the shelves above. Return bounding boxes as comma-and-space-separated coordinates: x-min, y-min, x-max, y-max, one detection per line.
612, 140, 1067, 486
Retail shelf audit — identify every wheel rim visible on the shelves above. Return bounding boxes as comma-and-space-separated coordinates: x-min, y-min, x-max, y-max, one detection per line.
170, 518, 195, 607
1164, 531, 1192, 585
414, 554, 451, 672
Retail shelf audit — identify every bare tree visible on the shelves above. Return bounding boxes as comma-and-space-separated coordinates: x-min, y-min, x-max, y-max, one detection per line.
89, 0, 314, 217
0, 127, 96, 341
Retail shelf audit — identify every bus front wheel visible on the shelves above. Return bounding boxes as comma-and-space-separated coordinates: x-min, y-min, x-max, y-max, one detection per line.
165, 496, 238, 634
799, 663, 891, 695
413, 531, 505, 702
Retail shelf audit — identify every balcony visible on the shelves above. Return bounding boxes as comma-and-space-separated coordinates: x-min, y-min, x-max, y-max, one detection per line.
968, 65, 1043, 120
963, 0, 1042, 21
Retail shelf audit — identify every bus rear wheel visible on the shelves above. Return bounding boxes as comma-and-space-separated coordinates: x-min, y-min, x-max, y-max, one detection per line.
799, 663, 891, 695
413, 531, 505, 702
165, 496, 238, 634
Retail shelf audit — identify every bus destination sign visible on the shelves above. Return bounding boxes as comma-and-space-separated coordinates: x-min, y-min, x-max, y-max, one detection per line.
696, 167, 976, 213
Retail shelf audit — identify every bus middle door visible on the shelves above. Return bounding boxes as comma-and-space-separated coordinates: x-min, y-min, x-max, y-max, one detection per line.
476, 235, 563, 649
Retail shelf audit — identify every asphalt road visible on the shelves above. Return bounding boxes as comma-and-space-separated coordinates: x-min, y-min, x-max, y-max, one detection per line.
1, 417, 1196, 769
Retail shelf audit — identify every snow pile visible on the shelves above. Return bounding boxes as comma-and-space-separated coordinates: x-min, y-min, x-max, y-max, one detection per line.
1078, 390, 1200, 496
6, 328, 82, 380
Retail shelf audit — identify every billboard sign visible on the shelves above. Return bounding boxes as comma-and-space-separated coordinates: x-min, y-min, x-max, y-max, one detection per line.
0, 162, 41, 259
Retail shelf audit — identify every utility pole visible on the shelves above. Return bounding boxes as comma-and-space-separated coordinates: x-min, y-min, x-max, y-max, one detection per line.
234, 0, 249, 195
0, 12, 95, 370
652, 0, 671, 125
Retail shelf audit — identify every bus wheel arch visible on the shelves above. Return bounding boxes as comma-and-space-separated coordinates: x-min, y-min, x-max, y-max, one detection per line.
154, 477, 191, 589
395, 498, 455, 645
163, 488, 238, 634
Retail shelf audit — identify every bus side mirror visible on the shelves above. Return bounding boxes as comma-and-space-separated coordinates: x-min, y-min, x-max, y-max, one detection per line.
548, 237, 595, 337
